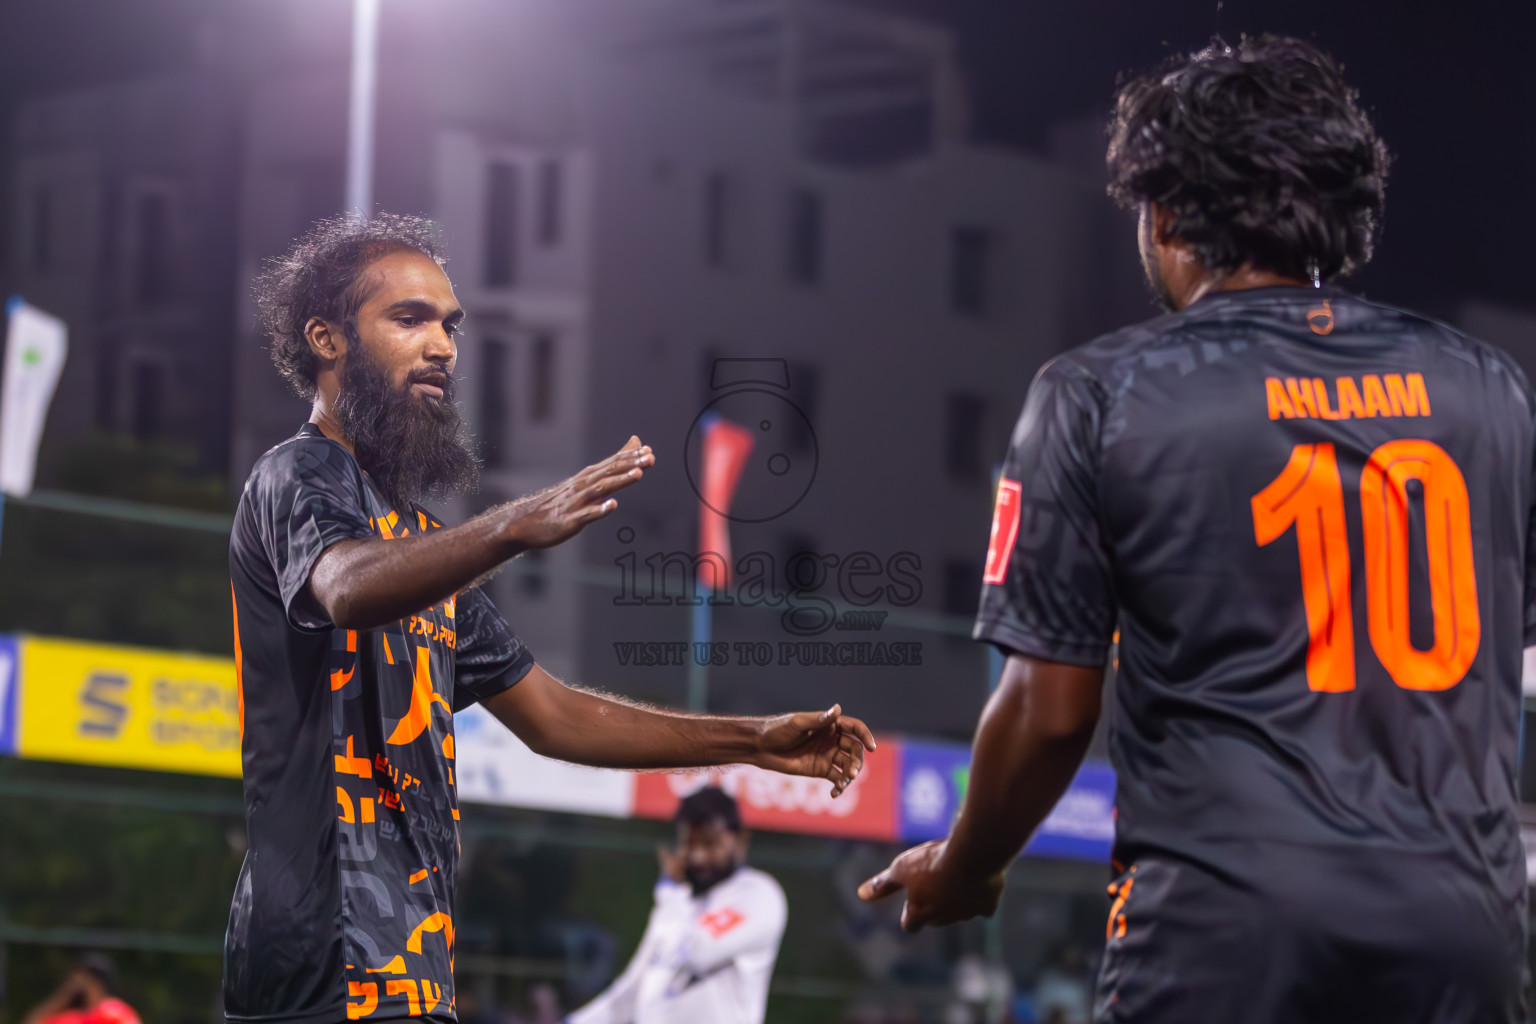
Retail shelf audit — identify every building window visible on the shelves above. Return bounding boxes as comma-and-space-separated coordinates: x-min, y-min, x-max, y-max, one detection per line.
951, 226, 995, 317
30, 186, 51, 272
484, 162, 519, 287
785, 187, 823, 286
130, 361, 165, 440
945, 393, 986, 481
531, 334, 555, 422
779, 533, 821, 590
787, 363, 818, 454
537, 159, 562, 248
704, 170, 737, 269
480, 338, 510, 468
137, 193, 173, 305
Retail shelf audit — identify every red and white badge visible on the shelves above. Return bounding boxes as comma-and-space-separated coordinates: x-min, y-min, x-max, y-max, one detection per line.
699, 907, 745, 938
982, 478, 1023, 585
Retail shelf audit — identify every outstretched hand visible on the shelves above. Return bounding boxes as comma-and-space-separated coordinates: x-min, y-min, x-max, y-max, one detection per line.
856, 839, 1004, 933
504, 436, 654, 550
755, 704, 876, 798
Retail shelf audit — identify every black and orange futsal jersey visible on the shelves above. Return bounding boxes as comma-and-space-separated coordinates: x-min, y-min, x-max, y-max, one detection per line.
226, 423, 534, 1024
975, 285, 1533, 1021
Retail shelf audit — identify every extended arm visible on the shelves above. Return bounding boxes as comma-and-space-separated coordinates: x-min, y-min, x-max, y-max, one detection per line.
857, 653, 1102, 930
309, 439, 652, 629
481, 665, 875, 795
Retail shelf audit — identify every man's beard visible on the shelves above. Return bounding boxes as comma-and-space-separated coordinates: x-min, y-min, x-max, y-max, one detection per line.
685, 857, 741, 896
1143, 257, 1178, 313
333, 338, 480, 513
1139, 212, 1178, 313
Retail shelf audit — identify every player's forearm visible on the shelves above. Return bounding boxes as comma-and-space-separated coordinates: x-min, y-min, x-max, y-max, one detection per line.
942, 659, 1102, 880
494, 675, 764, 769
535, 687, 765, 769
310, 505, 532, 629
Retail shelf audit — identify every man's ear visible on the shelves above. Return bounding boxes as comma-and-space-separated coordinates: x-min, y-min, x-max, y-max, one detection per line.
1147, 202, 1179, 247
305, 316, 347, 367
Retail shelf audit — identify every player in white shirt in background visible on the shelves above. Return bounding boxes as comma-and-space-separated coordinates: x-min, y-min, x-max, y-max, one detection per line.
567, 788, 788, 1024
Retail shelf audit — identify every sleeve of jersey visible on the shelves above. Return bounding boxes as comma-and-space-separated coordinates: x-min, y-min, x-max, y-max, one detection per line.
680, 875, 787, 978
255, 438, 376, 632
1526, 439, 1536, 648
452, 586, 536, 711
972, 359, 1115, 667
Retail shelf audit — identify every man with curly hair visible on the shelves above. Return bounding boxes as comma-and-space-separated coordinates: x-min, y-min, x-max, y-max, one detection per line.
226, 213, 874, 1024
861, 36, 1529, 1022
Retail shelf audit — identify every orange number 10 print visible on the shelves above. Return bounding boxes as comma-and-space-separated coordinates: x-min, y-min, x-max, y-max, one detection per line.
1251, 440, 1480, 693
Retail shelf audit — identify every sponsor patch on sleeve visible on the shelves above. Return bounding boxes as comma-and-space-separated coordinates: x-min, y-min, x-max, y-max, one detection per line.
982, 478, 1023, 585
698, 908, 745, 938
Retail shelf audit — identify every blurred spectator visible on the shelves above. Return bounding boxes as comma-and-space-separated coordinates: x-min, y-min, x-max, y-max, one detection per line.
1031, 945, 1090, 1024
566, 787, 786, 1024
20, 954, 140, 1024
528, 984, 563, 1024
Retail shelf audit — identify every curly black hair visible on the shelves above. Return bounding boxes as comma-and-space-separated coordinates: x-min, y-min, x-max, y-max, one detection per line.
1106, 35, 1390, 283
676, 786, 741, 832
253, 212, 448, 399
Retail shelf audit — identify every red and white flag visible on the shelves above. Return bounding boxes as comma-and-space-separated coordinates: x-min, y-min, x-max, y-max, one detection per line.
697, 414, 754, 591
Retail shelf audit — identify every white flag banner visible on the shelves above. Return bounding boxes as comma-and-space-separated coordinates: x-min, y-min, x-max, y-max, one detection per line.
1, 298, 68, 497
453, 704, 636, 818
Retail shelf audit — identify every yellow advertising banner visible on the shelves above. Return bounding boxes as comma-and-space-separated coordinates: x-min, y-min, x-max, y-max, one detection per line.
16, 635, 240, 777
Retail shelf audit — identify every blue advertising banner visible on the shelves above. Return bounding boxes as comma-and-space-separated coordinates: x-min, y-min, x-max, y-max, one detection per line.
897, 739, 1116, 863
1024, 760, 1116, 862
896, 739, 970, 841
0, 634, 18, 755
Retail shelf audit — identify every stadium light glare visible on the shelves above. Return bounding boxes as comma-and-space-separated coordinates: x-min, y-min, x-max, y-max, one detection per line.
345, 0, 380, 213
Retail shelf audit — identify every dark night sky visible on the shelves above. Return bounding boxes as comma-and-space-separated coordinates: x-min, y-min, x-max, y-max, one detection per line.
3, 0, 1532, 316
877, 0, 1536, 316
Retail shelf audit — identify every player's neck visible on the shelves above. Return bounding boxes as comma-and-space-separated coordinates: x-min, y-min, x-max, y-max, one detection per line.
308, 402, 356, 456
1180, 267, 1313, 310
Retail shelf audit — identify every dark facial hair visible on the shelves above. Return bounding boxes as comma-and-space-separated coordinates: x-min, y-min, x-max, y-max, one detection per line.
685, 851, 742, 896
333, 329, 480, 512
1140, 210, 1179, 313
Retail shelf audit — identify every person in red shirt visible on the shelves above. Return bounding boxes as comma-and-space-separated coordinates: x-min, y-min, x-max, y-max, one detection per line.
21, 954, 141, 1024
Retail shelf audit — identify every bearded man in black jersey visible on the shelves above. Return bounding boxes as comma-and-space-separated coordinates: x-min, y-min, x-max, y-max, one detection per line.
226, 213, 873, 1024
861, 36, 1529, 1024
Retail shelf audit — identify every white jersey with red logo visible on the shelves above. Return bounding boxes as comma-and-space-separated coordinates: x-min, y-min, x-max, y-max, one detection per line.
567, 867, 787, 1024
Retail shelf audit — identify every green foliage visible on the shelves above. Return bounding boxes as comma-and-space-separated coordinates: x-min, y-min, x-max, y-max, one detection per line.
0, 430, 235, 656
0, 760, 244, 1024
0, 501, 231, 656
45, 434, 228, 514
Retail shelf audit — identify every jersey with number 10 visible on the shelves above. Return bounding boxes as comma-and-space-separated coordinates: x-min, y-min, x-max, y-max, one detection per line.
974, 285, 1536, 916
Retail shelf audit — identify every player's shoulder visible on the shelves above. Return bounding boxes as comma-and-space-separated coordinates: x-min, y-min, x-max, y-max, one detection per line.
1036, 307, 1194, 395
1353, 294, 1535, 401
1052, 289, 1534, 402
243, 425, 362, 498
731, 865, 787, 905
88, 999, 142, 1024
1006, 316, 1184, 438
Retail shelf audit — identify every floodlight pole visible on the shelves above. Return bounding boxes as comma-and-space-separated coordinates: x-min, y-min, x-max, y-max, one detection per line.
346, 0, 381, 214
